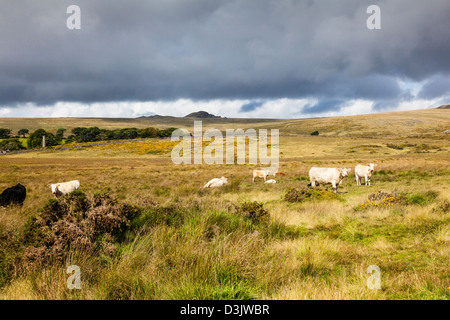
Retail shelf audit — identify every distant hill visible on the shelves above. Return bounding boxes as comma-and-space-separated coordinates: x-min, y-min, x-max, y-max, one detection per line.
437, 105, 450, 109
136, 112, 158, 118
0, 108, 448, 138
184, 111, 221, 118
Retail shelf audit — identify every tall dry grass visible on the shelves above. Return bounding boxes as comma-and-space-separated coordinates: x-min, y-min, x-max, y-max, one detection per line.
0, 113, 449, 300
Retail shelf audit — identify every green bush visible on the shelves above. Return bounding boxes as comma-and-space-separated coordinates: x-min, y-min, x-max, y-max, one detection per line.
0, 138, 25, 151
236, 201, 269, 223
284, 187, 340, 203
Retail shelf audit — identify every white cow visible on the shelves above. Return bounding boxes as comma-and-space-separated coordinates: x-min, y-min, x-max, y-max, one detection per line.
252, 169, 272, 182
308, 167, 351, 193
265, 179, 277, 184
355, 163, 376, 186
50, 180, 80, 197
203, 176, 228, 188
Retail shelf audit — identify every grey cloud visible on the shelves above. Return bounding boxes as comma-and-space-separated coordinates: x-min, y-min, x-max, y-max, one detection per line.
0, 0, 449, 115
302, 99, 349, 114
240, 101, 264, 112
372, 100, 398, 111
418, 74, 450, 99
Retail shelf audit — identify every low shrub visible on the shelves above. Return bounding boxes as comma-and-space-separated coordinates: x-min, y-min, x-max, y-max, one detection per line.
236, 201, 269, 223
284, 187, 340, 203
19, 191, 142, 269
355, 190, 439, 211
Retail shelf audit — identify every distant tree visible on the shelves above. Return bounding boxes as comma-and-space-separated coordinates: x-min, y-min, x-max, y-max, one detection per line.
140, 127, 158, 138
310, 131, 319, 136
0, 128, 11, 139
157, 127, 177, 137
55, 128, 66, 142
65, 135, 75, 143
122, 128, 139, 139
18, 128, 29, 138
27, 129, 57, 149
71, 127, 102, 142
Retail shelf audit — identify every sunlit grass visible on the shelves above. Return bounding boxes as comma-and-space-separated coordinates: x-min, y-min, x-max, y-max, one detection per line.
0, 109, 449, 300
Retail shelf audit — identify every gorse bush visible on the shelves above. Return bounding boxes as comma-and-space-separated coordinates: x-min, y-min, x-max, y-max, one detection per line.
20, 191, 141, 268
284, 187, 341, 203
236, 201, 269, 223
354, 190, 440, 211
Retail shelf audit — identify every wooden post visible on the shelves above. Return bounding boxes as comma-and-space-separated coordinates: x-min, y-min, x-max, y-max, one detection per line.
42, 135, 46, 148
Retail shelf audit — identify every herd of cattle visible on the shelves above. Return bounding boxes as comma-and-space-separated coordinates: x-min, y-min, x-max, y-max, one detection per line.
203, 163, 377, 193
0, 164, 376, 208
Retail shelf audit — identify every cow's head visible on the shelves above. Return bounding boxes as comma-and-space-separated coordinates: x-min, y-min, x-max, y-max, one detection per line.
340, 168, 351, 177
368, 163, 376, 172
50, 183, 60, 195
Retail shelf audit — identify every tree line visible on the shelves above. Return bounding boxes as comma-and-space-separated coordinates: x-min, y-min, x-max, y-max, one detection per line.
0, 127, 177, 151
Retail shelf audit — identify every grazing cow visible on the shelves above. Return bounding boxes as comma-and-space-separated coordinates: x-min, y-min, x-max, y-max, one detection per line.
203, 176, 228, 188
308, 167, 351, 193
50, 180, 80, 197
252, 169, 270, 182
355, 163, 376, 186
0, 183, 26, 207
265, 179, 277, 184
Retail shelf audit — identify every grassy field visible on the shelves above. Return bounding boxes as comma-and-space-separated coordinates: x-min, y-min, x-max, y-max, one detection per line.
0, 108, 449, 300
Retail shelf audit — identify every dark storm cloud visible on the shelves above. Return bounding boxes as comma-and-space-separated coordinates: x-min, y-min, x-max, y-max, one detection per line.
1, 0, 450, 113
418, 74, 450, 100
240, 101, 264, 112
302, 99, 349, 114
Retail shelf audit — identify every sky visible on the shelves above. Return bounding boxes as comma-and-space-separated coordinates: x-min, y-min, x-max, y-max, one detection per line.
0, 0, 449, 119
